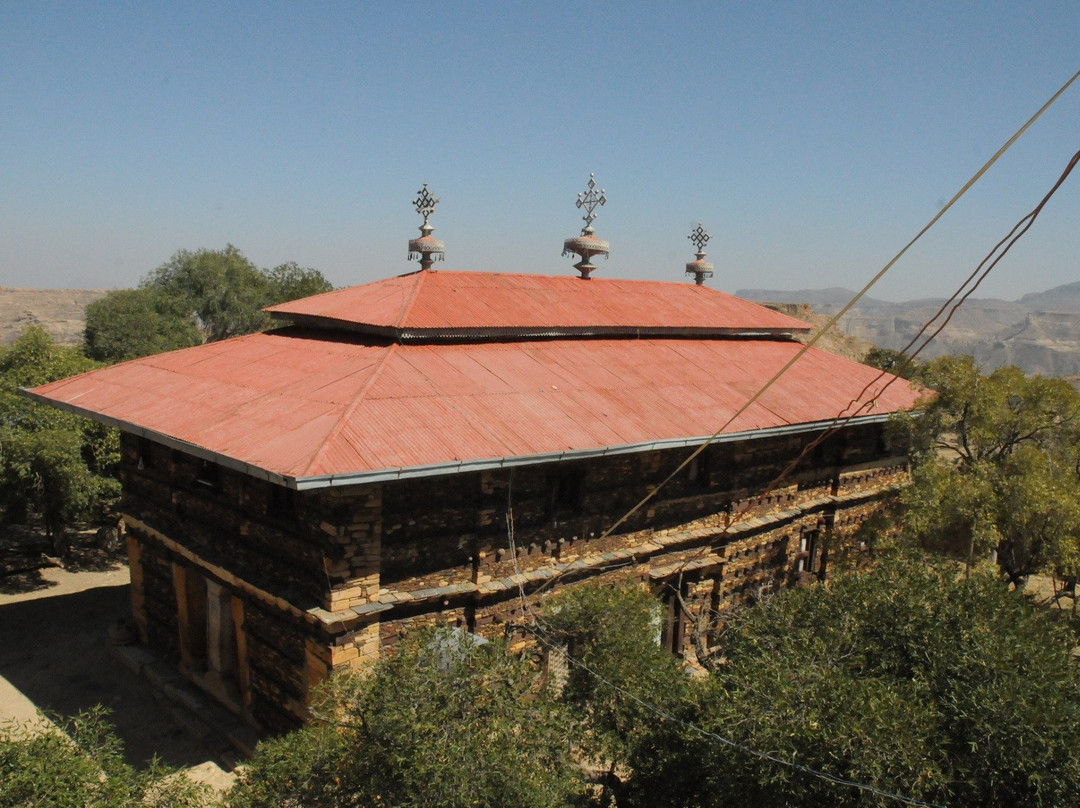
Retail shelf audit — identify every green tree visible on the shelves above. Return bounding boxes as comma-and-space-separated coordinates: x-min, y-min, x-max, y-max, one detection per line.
84, 248, 334, 362
862, 346, 920, 380
895, 355, 1080, 586
0, 327, 120, 549
264, 261, 334, 304
143, 245, 275, 343
228, 627, 584, 808
626, 559, 1080, 808
84, 288, 202, 363
541, 578, 686, 803
0, 707, 210, 807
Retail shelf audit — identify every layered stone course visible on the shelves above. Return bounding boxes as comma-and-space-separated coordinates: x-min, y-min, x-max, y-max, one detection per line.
119, 422, 906, 731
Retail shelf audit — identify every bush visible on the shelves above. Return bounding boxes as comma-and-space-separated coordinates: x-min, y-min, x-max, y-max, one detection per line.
228, 627, 585, 808
0, 708, 210, 807
626, 559, 1080, 808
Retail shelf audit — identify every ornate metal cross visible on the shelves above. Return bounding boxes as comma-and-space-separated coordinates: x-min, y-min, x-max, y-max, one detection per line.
575, 173, 606, 230
413, 183, 439, 225
688, 222, 711, 254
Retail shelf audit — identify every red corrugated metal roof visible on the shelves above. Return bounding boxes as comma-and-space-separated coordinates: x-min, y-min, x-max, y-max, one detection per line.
265, 270, 811, 336
28, 326, 922, 486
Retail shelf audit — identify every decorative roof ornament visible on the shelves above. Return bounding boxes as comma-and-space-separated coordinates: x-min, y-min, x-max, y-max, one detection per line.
685, 222, 714, 286
408, 183, 445, 271
562, 173, 610, 279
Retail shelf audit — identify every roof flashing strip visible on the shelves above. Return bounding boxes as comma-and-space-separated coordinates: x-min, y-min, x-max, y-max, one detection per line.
266, 313, 810, 340
20, 387, 895, 491
290, 414, 896, 489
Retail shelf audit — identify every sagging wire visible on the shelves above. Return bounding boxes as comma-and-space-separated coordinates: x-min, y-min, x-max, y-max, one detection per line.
520, 616, 947, 808
504, 467, 532, 615
497, 76, 1079, 808
645, 143, 1080, 614
593, 66, 1080, 548
888, 146, 1080, 379
525, 69, 1080, 604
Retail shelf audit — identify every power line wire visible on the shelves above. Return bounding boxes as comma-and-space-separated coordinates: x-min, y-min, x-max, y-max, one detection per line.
522, 68, 1080, 606
522, 616, 948, 808
500, 72, 1080, 808
594, 66, 1080, 545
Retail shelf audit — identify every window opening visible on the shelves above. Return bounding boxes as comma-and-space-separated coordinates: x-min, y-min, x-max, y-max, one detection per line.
195, 459, 221, 490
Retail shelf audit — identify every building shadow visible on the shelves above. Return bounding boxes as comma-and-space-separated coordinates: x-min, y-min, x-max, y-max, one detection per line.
0, 581, 227, 770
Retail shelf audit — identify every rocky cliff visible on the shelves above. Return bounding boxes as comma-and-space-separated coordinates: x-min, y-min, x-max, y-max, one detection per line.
739, 281, 1080, 377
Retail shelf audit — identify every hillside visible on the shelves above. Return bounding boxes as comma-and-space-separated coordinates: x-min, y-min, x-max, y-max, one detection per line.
756, 302, 874, 362
6, 283, 1080, 378
739, 282, 1080, 377
0, 288, 107, 346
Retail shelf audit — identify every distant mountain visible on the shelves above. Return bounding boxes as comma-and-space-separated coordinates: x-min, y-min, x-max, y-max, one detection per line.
1016, 281, 1080, 312
737, 282, 1080, 377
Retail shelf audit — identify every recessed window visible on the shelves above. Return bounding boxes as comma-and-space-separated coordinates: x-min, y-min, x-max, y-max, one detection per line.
797, 529, 819, 573
548, 466, 585, 517
135, 437, 154, 470
688, 450, 712, 490
195, 459, 221, 490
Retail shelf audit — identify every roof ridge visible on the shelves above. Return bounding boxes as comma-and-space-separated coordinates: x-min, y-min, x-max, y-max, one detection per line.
300, 342, 399, 477
392, 269, 428, 328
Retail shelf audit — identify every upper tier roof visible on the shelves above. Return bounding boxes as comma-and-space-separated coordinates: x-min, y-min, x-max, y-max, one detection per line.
264, 270, 811, 340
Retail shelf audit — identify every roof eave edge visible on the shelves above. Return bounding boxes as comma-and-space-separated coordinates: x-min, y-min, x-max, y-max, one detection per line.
18, 388, 295, 489
293, 412, 898, 490
263, 313, 811, 341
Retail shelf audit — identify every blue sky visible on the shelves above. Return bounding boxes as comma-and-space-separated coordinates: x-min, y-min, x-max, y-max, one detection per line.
2, 2, 1078, 301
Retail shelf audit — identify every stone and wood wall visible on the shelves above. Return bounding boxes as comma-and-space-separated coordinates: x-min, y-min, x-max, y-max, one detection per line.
117, 421, 907, 732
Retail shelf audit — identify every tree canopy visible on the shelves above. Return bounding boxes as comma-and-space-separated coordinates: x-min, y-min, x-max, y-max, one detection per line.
0, 707, 210, 807
0, 327, 119, 547
893, 355, 1080, 586
83, 287, 202, 364
627, 559, 1080, 808
541, 576, 686, 801
84, 246, 332, 363
228, 628, 584, 808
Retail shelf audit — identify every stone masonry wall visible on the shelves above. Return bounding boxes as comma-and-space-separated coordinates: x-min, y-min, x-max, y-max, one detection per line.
322, 421, 906, 671
118, 421, 906, 730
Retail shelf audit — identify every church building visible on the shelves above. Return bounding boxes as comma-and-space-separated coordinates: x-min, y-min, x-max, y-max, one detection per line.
26, 179, 920, 731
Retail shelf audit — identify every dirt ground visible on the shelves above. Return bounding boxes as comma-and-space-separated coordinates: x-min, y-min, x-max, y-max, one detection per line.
0, 537, 235, 792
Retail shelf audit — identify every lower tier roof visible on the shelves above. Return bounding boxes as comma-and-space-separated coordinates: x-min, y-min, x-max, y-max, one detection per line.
26, 328, 922, 489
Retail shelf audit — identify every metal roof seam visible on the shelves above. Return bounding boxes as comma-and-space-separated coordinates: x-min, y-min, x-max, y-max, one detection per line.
300, 341, 400, 477
392, 267, 427, 329
394, 352, 514, 456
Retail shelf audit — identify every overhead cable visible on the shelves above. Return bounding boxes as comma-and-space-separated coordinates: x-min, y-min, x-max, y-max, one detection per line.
594, 66, 1080, 544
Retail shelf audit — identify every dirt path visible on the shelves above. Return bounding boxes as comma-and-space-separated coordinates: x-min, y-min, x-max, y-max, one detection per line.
0, 562, 236, 791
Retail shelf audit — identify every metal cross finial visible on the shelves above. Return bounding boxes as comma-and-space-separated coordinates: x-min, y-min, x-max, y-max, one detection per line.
575, 173, 606, 231
413, 183, 439, 225
688, 222, 711, 254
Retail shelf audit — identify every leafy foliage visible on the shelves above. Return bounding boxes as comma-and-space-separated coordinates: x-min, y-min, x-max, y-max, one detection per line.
0, 327, 119, 545
84, 246, 333, 362
541, 577, 686, 785
228, 628, 584, 808
894, 355, 1080, 585
84, 288, 202, 363
626, 559, 1080, 808
861, 346, 919, 380
0, 707, 210, 807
